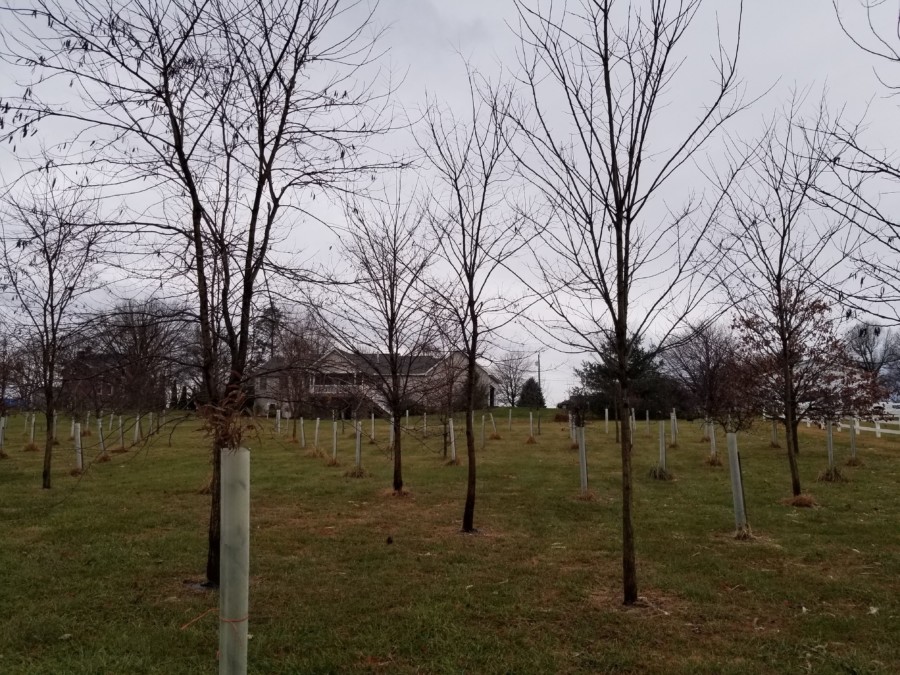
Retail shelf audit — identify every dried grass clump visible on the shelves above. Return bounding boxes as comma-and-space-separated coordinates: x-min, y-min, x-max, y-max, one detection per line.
445, 457, 460, 466
0, 450, 9, 460
69, 468, 82, 477
569, 442, 579, 450
387, 488, 411, 498
305, 447, 326, 459
344, 466, 368, 478
648, 466, 674, 481
817, 466, 847, 483
845, 456, 863, 467
782, 494, 817, 508
704, 453, 723, 467
525, 436, 537, 445
325, 457, 340, 467
489, 433, 502, 440
111, 445, 128, 454
576, 490, 597, 502
80, 428, 92, 437
734, 526, 753, 541
23, 442, 40, 452
95, 453, 111, 463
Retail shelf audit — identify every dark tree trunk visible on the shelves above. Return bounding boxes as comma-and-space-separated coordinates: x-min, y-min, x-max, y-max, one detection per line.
41, 407, 53, 490
780, 340, 802, 496
392, 416, 403, 492
204, 442, 222, 587
615, 408, 620, 443
786, 419, 802, 496
41, 382, 55, 489
462, 349, 478, 532
617, 377, 637, 605
462, 408, 476, 531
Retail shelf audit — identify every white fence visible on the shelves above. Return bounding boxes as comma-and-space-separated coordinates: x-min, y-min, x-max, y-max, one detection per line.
801, 417, 900, 438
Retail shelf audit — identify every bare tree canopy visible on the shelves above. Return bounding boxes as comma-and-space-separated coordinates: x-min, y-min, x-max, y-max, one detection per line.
0, 172, 106, 488
421, 67, 525, 533
80, 299, 193, 414
493, 351, 533, 407
309, 177, 438, 492
720, 100, 874, 497
663, 322, 739, 422
844, 321, 900, 396
820, 1, 900, 323
0, 0, 392, 585
509, 0, 745, 605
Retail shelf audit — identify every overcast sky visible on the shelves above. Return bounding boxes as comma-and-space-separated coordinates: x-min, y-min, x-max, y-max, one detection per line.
1, 0, 896, 404
355, 0, 897, 402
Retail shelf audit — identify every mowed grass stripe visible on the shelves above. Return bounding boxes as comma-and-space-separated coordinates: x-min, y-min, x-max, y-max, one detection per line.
0, 412, 897, 673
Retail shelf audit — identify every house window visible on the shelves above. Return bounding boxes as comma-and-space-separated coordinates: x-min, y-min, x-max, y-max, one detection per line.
258, 376, 268, 393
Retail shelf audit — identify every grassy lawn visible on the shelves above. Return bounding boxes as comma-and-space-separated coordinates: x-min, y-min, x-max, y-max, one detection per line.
1, 410, 898, 674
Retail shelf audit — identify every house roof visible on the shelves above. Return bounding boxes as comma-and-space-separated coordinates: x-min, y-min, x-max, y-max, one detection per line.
259, 347, 500, 385
322, 349, 442, 376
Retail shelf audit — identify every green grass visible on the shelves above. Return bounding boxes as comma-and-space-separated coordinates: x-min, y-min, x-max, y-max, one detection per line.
1, 411, 898, 674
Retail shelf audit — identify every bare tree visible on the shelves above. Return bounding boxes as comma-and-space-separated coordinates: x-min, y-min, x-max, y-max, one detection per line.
0, 0, 391, 585
0, 174, 105, 488
4, 338, 42, 412
721, 103, 854, 498
88, 299, 192, 414
0, 332, 15, 418
736, 293, 881, 429
508, 0, 745, 604
663, 322, 739, 425
310, 181, 437, 492
845, 322, 900, 384
493, 351, 532, 407
271, 312, 330, 419
423, 316, 468, 457
421, 69, 524, 532
821, 1, 900, 323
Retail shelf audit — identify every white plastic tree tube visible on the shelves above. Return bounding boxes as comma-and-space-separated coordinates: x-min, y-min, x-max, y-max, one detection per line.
219, 447, 250, 675
331, 421, 337, 460
826, 421, 834, 468
449, 418, 457, 462
74, 423, 83, 472
578, 426, 588, 494
658, 421, 666, 471
727, 433, 748, 535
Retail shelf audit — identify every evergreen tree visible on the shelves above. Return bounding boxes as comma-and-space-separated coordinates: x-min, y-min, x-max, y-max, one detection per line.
519, 377, 545, 408
574, 335, 686, 417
